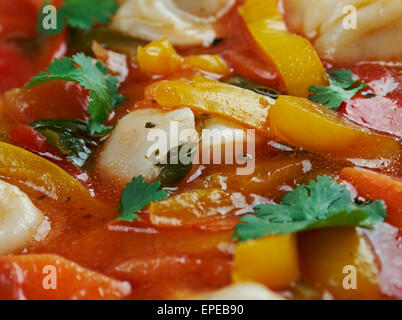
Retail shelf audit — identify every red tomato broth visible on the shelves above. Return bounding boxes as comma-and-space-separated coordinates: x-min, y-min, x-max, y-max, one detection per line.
340, 63, 402, 138
0, 0, 401, 300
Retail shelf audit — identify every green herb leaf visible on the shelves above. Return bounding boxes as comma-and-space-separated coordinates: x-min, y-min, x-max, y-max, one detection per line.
26, 53, 123, 135
157, 143, 195, 189
308, 69, 367, 111
118, 176, 169, 222
222, 76, 282, 99
233, 175, 386, 242
30, 119, 104, 167
38, 0, 118, 35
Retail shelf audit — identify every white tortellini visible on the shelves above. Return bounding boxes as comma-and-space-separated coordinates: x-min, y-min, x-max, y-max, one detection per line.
283, 0, 402, 63
97, 108, 197, 185
0, 180, 45, 254
111, 0, 235, 46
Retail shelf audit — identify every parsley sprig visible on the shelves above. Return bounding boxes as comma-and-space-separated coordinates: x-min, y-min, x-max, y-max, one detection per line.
118, 176, 169, 222
308, 69, 367, 111
38, 0, 119, 35
26, 53, 124, 135
234, 175, 386, 242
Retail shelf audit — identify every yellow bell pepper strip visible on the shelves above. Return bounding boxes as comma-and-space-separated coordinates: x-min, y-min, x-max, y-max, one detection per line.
0, 97, 11, 136
233, 234, 300, 290
145, 75, 274, 132
193, 155, 312, 199
268, 96, 400, 159
137, 38, 230, 76
239, 0, 327, 97
149, 189, 243, 229
0, 142, 93, 202
184, 55, 230, 75
137, 38, 183, 75
299, 227, 381, 299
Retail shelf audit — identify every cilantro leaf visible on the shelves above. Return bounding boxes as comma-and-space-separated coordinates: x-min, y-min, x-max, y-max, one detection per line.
308, 69, 367, 111
233, 175, 386, 242
118, 176, 169, 222
26, 53, 123, 135
38, 0, 118, 35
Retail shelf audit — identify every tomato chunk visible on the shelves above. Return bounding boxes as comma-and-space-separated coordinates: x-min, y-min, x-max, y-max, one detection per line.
0, 254, 131, 300
340, 167, 402, 229
8, 125, 96, 192
3, 82, 89, 124
299, 227, 381, 300
0, 0, 38, 38
0, 43, 36, 93
8, 124, 51, 154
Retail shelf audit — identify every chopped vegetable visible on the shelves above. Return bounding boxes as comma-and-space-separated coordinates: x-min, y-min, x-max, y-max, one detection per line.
0, 142, 93, 202
3, 81, 89, 125
0, 254, 131, 300
239, 0, 328, 97
308, 69, 367, 111
184, 55, 230, 75
30, 119, 103, 167
38, 0, 118, 35
137, 38, 183, 75
0, 42, 36, 93
299, 227, 381, 299
118, 176, 169, 222
137, 38, 230, 76
269, 96, 400, 159
149, 189, 243, 229
8, 124, 95, 190
0, 0, 39, 38
233, 234, 299, 290
222, 76, 282, 99
145, 75, 274, 132
341, 167, 402, 229
26, 53, 123, 135
234, 176, 386, 242
197, 155, 312, 198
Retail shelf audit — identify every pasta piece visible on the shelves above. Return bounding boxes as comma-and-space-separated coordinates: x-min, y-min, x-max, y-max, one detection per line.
200, 117, 262, 165
283, 0, 402, 63
111, 0, 235, 46
97, 108, 197, 185
0, 180, 44, 254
